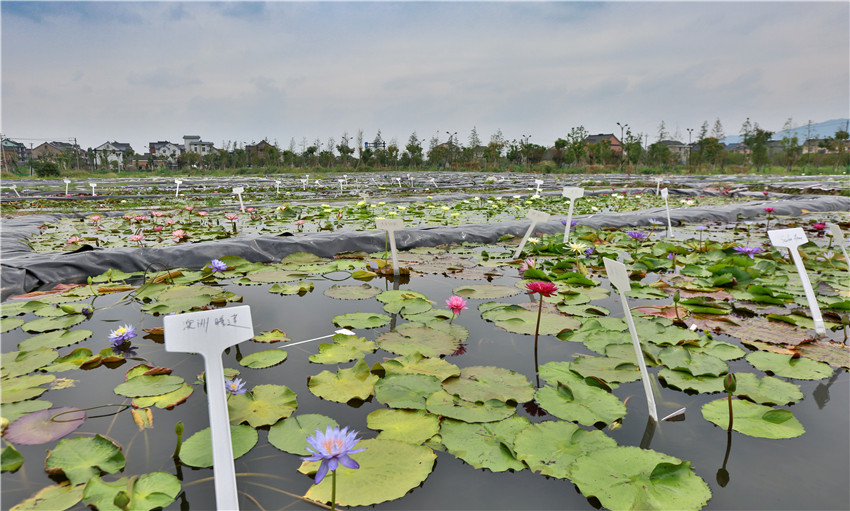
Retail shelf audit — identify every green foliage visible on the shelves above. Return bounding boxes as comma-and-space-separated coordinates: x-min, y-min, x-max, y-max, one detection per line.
33, 161, 60, 177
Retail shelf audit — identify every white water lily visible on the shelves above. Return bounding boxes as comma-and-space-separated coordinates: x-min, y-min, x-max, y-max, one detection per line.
569, 242, 589, 254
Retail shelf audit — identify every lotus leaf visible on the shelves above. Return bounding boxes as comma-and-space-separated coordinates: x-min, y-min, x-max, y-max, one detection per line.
268, 414, 339, 455
4, 407, 85, 445
439, 416, 528, 472
701, 398, 805, 438
376, 322, 460, 358
227, 384, 298, 426
309, 334, 375, 364
179, 425, 258, 467
374, 374, 443, 410
2, 348, 59, 378
303, 438, 436, 506
45, 434, 126, 486
81, 472, 181, 511
514, 420, 617, 479
425, 390, 516, 423
2, 444, 24, 472
308, 359, 379, 403
368, 409, 440, 444
323, 284, 381, 300
239, 349, 288, 369
733, 372, 804, 405
381, 352, 461, 381
332, 312, 391, 329
8, 482, 83, 511
442, 365, 534, 404
1, 374, 56, 404
452, 284, 521, 299
17, 329, 93, 352
569, 446, 712, 511
746, 351, 833, 380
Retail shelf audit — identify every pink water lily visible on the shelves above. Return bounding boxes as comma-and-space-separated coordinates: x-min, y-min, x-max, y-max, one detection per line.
225, 213, 238, 221
526, 281, 558, 297
172, 229, 187, 239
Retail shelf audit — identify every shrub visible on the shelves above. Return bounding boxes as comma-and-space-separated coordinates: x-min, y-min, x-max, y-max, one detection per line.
34, 161, 60, 177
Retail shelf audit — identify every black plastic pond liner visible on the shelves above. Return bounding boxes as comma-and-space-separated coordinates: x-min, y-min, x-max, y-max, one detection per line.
2, 195, 848, 300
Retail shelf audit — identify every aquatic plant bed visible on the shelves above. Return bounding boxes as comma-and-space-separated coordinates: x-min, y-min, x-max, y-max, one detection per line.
1, 212, 848, 510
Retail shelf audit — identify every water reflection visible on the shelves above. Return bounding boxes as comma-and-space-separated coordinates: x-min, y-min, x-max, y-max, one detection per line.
716, 430, 733, 487
813, 369, 842, 409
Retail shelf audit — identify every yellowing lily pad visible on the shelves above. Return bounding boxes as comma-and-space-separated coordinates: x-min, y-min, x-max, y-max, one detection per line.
367, 409, 440, 445
308, 360, 379, 403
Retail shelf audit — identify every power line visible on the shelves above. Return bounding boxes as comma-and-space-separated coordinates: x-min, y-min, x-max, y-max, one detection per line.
2, 136, 76, 142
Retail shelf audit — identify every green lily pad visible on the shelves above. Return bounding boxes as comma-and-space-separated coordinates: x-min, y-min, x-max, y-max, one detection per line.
239, 349, 288, 369
1, 317, 25, 333
746, 351, 834, 380
480, 302, 580, 335
269, 281, 314, 295
734, 372, 804, 405
309, 334, 376, 364
268, 414, 339, 455
243, 269, 311, 283
179, 425, 258, 467
440, 416, 529, 472
113, 375, 185, 398
2, 348, 59, 378
21, 313, 86, 333
303, 438, 436, 507
43, 348, 95, 373
45, 434, 126, 486
374, 374, 443, 410
658, 346, 729, 377
376, 322, 460, 358
132, 383, 193, 409
701, 398, 805, 438
81, 472, 181, 511
569, 355, 641, 384
323, 284, 381, 300
570, 446, 711, 511
658, 369, 724, 394
442, 365, 534, 404
368, 409, 440, 444
381, 352, 461, 381
227, 384, 298, 427
2, 444, 24, 472
376, 290, 430, 304
17, 329, 93, 352
140, 293, 212, 315
0, 399, 52, 423
1, 374, 56, 404
535, 379, 626, 427
696, 339, 746, 361
514, 420, 617, 479
251, 329, 290, 343
452, 284, 521, 299
8, 483, 84, 511
425, 389, 516, 423
332, 312, 391, 329
308, 359, 379, 403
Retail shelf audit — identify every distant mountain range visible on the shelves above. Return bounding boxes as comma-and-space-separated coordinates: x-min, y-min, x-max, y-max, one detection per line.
720, 118, 849, 145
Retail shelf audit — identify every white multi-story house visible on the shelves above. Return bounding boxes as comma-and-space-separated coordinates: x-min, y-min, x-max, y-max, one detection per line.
183, 135, 216, 155
94, 141, 134, 169
149, 141, 183, 167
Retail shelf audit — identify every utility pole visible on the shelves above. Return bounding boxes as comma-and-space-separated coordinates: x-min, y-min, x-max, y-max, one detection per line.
74, 137, 80, 169
0, 133, 5, 173
616, 122, 628, 170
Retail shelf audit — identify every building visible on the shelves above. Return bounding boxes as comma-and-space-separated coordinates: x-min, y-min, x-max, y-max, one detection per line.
31, 141, 84, 168
1, 138, 28, 166
183, 135, 216, 155
658, 140, 690, 165
94, 141, 134, 169
586, 133, 623, 154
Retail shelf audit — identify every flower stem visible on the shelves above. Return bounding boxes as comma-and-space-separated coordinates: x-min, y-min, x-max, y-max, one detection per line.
331, 469, 337, 511
534, 294, 543, 386
727, 393, 733, 432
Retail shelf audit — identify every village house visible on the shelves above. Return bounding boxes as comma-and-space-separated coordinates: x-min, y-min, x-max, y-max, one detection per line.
586, 133, 623, 154
658, 140, 691, 165
94, 141, 134, 169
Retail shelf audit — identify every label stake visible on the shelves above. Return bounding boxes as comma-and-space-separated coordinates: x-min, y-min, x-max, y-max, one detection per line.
561, 187, 584, 243
232, 187, 245, 213
768, 227, 826, 335
660, 188, 673, 238
376, 218, 403, 275
514, 209, 550, 259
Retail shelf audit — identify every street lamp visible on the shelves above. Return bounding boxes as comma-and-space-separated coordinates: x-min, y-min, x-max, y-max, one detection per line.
686, 128, 694, 168
616, 122, 629, 170
521, 134, 532, 169
445, 131, 457, 167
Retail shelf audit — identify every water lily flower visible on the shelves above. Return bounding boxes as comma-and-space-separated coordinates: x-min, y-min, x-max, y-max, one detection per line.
153, 225, 163, 232
133, 216, 147, 223
151, 211, 164, 217
123, 214, 133, 220
445, 296, 468, 316
526, 281, 558, 297
66, 236, 81, 244
584, 247, 595, 257
209, 259, 228, 273
89, 215, 101, 224
225, 213, 238, 221
295, 220, 305, 225
129, 234, 144, 243
246, 207, 254, 213
109, 324, 137, 346
302, 426, 365, 484
764, 207, 775, 213
185, 206, 195, 211
626, 231, 648, 241
813, 223, 826, 230
441, 206, 450, 211
569, 242, 588, 255
733, 246, 764, 259
197, 211, 208, 217
165, 219, 176, 226
225, 377, 247, 395
520, 258, 535, 272
397, 205, 406, 210
172, 229, 187, 239
527, 237, 540, 244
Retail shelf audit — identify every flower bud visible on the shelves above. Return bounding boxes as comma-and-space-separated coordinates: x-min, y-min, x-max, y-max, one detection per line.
723, 373, 737, 394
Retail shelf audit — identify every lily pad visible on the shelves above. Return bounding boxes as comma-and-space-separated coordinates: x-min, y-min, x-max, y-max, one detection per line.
332, 312, 391, 329
374, 374, 443, 410
425, 389, 516, 423
17, 329, 93, 352
368, 409, 440, 444
0, 399, 52, 423
569, 446, 712, 511
381, 352, 461, 381
2, 348, 59, 379
268, 281, 314, 295
4, 407, 85, 445
701, 398, 805, 438
132, 384, 194, 409
513, 420, 617, 479
179, 424, 258, 467
535, 379, 626, 427
268, 414, 340, 455
45, 434, 126, 486
442, 365, 534, 404
251, 329, 290, 343
1, 317, 25, 333
440, 416, 529, 472
323, 284, 381, 300
227, 384, 298, 427
113, 375, 185, 398
452, 284, 521, 299
8, 483, 84, 511
480, 302, 580, 335
746, 351, 834, 380
2, 444, 24, 472
658, 369, 724, 394
1, 373, 56, 404
569, 355, 641, 384
309, 334, 376, 364
734, 372, 804, 405
308, 359, 379, 403
303, 438, 436, 507
21, 314, 86, 333
658, 346, 729, 377
239, 349, 288, 369
376, 322, 460, 358
81, 472, 181, 511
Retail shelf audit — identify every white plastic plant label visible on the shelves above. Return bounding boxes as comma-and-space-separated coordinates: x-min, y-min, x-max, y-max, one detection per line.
603, 257, 659, 422
232, 187, 245, 213
660, 188, 673, 238
827, 223, 849, 269
174, 179, 182, 197
655, 177, 663, 195
338, 178, 345, 190
301, 178, 308, 190
89, 182, 97, 196
63, 178, 71, 195
513, 209, 550, 259
8, 184, 19, 197
561, 187, 584, 243
274, 180, 281, 194
429, 177, 438, 188
163, 305, 255, 511
376, 218, 404, 275
343, 174, 349, 184
534, 179, 544, 194
768, 228, 826, 334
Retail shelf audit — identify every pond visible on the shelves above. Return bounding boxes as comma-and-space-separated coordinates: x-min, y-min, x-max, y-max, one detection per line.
2, 216, 849, 511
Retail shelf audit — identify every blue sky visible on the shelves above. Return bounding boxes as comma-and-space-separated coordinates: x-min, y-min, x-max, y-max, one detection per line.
3, 1, 848, 154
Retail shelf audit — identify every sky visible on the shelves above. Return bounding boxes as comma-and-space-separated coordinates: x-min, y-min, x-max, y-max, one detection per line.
2, 1, 849, 155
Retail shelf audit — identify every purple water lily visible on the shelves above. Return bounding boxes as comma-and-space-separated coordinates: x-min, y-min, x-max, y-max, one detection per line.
733, 246, 764, 259
303, 426, 366, 484
209, 259, 228, 273
224, 377, 247, 395
626, 231, 648, 241
108, 324, 137, 346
